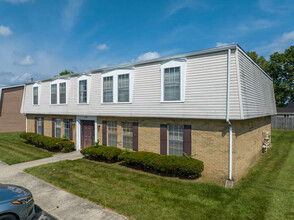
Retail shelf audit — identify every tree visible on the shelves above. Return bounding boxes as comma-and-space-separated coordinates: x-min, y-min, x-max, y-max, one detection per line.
246, 51, 268, 72
59, 70, 74, 76
267, 46, 294, 106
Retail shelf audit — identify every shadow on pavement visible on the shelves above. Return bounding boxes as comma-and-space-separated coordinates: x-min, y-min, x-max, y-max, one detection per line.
32, 205, 57, 220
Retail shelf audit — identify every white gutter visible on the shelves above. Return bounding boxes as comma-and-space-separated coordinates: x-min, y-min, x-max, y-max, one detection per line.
226, 49, 233, 181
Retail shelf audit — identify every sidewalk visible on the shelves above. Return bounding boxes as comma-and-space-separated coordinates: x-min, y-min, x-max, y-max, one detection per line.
0, 152, 127, 220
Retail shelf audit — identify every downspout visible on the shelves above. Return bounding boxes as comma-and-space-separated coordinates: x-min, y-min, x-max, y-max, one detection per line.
226, 49, 233, 181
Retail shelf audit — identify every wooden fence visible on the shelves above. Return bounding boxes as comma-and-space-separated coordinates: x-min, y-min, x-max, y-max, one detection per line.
271, 115, 294, 130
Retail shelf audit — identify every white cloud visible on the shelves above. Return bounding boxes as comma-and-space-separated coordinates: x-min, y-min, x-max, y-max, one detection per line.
0, 71, 31, 86
1, 0, 31, 3
136, 52, 160, 62
96, 44, 109, 51
0, 25, 12, 37
255, 30, 294, 55
166, 0, 204, 18
17, 55, 35, 66
238, 19, 273, 31
62, 0, 84, 30
10, 72, 31, 83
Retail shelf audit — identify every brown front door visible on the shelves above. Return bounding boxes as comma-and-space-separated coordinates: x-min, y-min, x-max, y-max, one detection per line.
81, 120, 94, 149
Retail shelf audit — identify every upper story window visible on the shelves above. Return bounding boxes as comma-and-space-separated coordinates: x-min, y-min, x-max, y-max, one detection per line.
51, 84, 57, 104
50, 80, 68, 105
164, 67, 180, 101
103, 76, 113, 102
60, 82, 66, 104
118, 74, 129, 102
32, 85, 39, 105
161, 59, 186, 102
77, 75, 91, 104
101, 69, 133, 103
79, 80, 87, 103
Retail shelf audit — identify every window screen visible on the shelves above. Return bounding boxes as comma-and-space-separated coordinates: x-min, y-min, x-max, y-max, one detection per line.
55, 119, 61, 138
122, 122, 133, 149
79, 80, 87, 103
118, 74, 129, 102
103, 76, 113, 102
33, 87, 38, 105
107, 121, 117, 147
51, 84, 57, 104
168, 124, 184, 156
164, 67, 181, 101
59, 83, 66, 104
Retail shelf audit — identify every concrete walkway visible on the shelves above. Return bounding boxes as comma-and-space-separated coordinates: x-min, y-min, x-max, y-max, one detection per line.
0, 152, 127, 220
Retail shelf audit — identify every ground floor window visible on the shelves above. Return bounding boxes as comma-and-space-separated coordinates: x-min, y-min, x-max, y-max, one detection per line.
64, 119, 71, 139
55, 119, 61, 138
107, 121, 117, 147
37, 117, 43, 135
122, 122, 133, 149
168, 124, 184, 156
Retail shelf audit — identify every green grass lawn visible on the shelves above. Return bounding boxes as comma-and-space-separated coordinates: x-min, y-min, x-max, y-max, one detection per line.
0, 132, 53, 165
25, 130, 294, 220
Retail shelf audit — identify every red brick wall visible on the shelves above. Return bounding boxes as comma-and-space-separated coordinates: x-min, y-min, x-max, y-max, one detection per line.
0, 86, 26, 133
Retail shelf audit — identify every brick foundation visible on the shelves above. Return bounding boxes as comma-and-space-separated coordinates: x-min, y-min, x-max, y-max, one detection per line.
26, 114, 271, 182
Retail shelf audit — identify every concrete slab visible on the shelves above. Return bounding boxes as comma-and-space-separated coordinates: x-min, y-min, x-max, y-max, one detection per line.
0, 152, 128, 220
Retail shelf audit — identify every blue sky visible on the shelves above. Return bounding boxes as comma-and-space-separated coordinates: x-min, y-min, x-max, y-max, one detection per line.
0, 0, 294, 86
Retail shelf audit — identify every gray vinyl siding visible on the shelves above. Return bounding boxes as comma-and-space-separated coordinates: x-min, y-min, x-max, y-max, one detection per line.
22, 47, 276, 120
238, 51, 276, 119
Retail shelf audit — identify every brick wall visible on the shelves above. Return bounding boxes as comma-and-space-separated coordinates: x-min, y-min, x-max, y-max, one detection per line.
26, 114, 271, 182
26, 114, 76, 144
232, 116, 271, 181
0, 86, 26, 133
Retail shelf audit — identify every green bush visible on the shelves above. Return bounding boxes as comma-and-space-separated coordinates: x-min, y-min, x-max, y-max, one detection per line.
20, 132, 75, 152
81, 145, 123, 162
119, 151, 204, 179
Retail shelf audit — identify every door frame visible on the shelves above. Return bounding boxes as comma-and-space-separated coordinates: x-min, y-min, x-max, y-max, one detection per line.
76, 116, 97, 151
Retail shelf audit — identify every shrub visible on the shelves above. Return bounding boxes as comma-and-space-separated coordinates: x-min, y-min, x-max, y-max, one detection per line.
119, 151, 204, 179
81, 145, 123, 162
20, 132, 75, 152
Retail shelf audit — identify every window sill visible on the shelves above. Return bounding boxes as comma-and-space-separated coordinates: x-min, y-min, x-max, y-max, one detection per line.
77, 103, 89, 105
50, 104, 68, 106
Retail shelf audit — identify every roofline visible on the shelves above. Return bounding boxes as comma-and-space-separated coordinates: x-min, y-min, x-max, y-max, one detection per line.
236, 45, 273, 81
0, 84, 24, 89
25, 44, 239, 85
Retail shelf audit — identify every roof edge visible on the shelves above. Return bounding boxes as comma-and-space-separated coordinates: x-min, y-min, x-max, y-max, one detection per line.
25, 44, 238, 85
236, 45, 273, 81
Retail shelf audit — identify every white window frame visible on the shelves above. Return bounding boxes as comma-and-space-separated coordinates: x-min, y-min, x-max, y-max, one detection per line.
32, 83, 40, 106
50, 79, 69, 105
101, 69, 133, 104
77, 74, 91, 104
160, 59, 186, 102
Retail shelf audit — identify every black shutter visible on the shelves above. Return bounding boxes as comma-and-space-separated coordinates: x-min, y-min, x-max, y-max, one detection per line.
69, 119, 73, 140
52, 118, 55, 137
35, 118, 37, 133
133, 122, 138, 151
41, 117, 44, 135
102, 121, 107, 146
183, 125, 191, 156
160, 124, 167, 155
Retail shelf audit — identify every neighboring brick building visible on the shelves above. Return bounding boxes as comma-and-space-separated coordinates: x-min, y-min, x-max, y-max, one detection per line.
22, 44, 277, 182
0, 85, 26, 133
